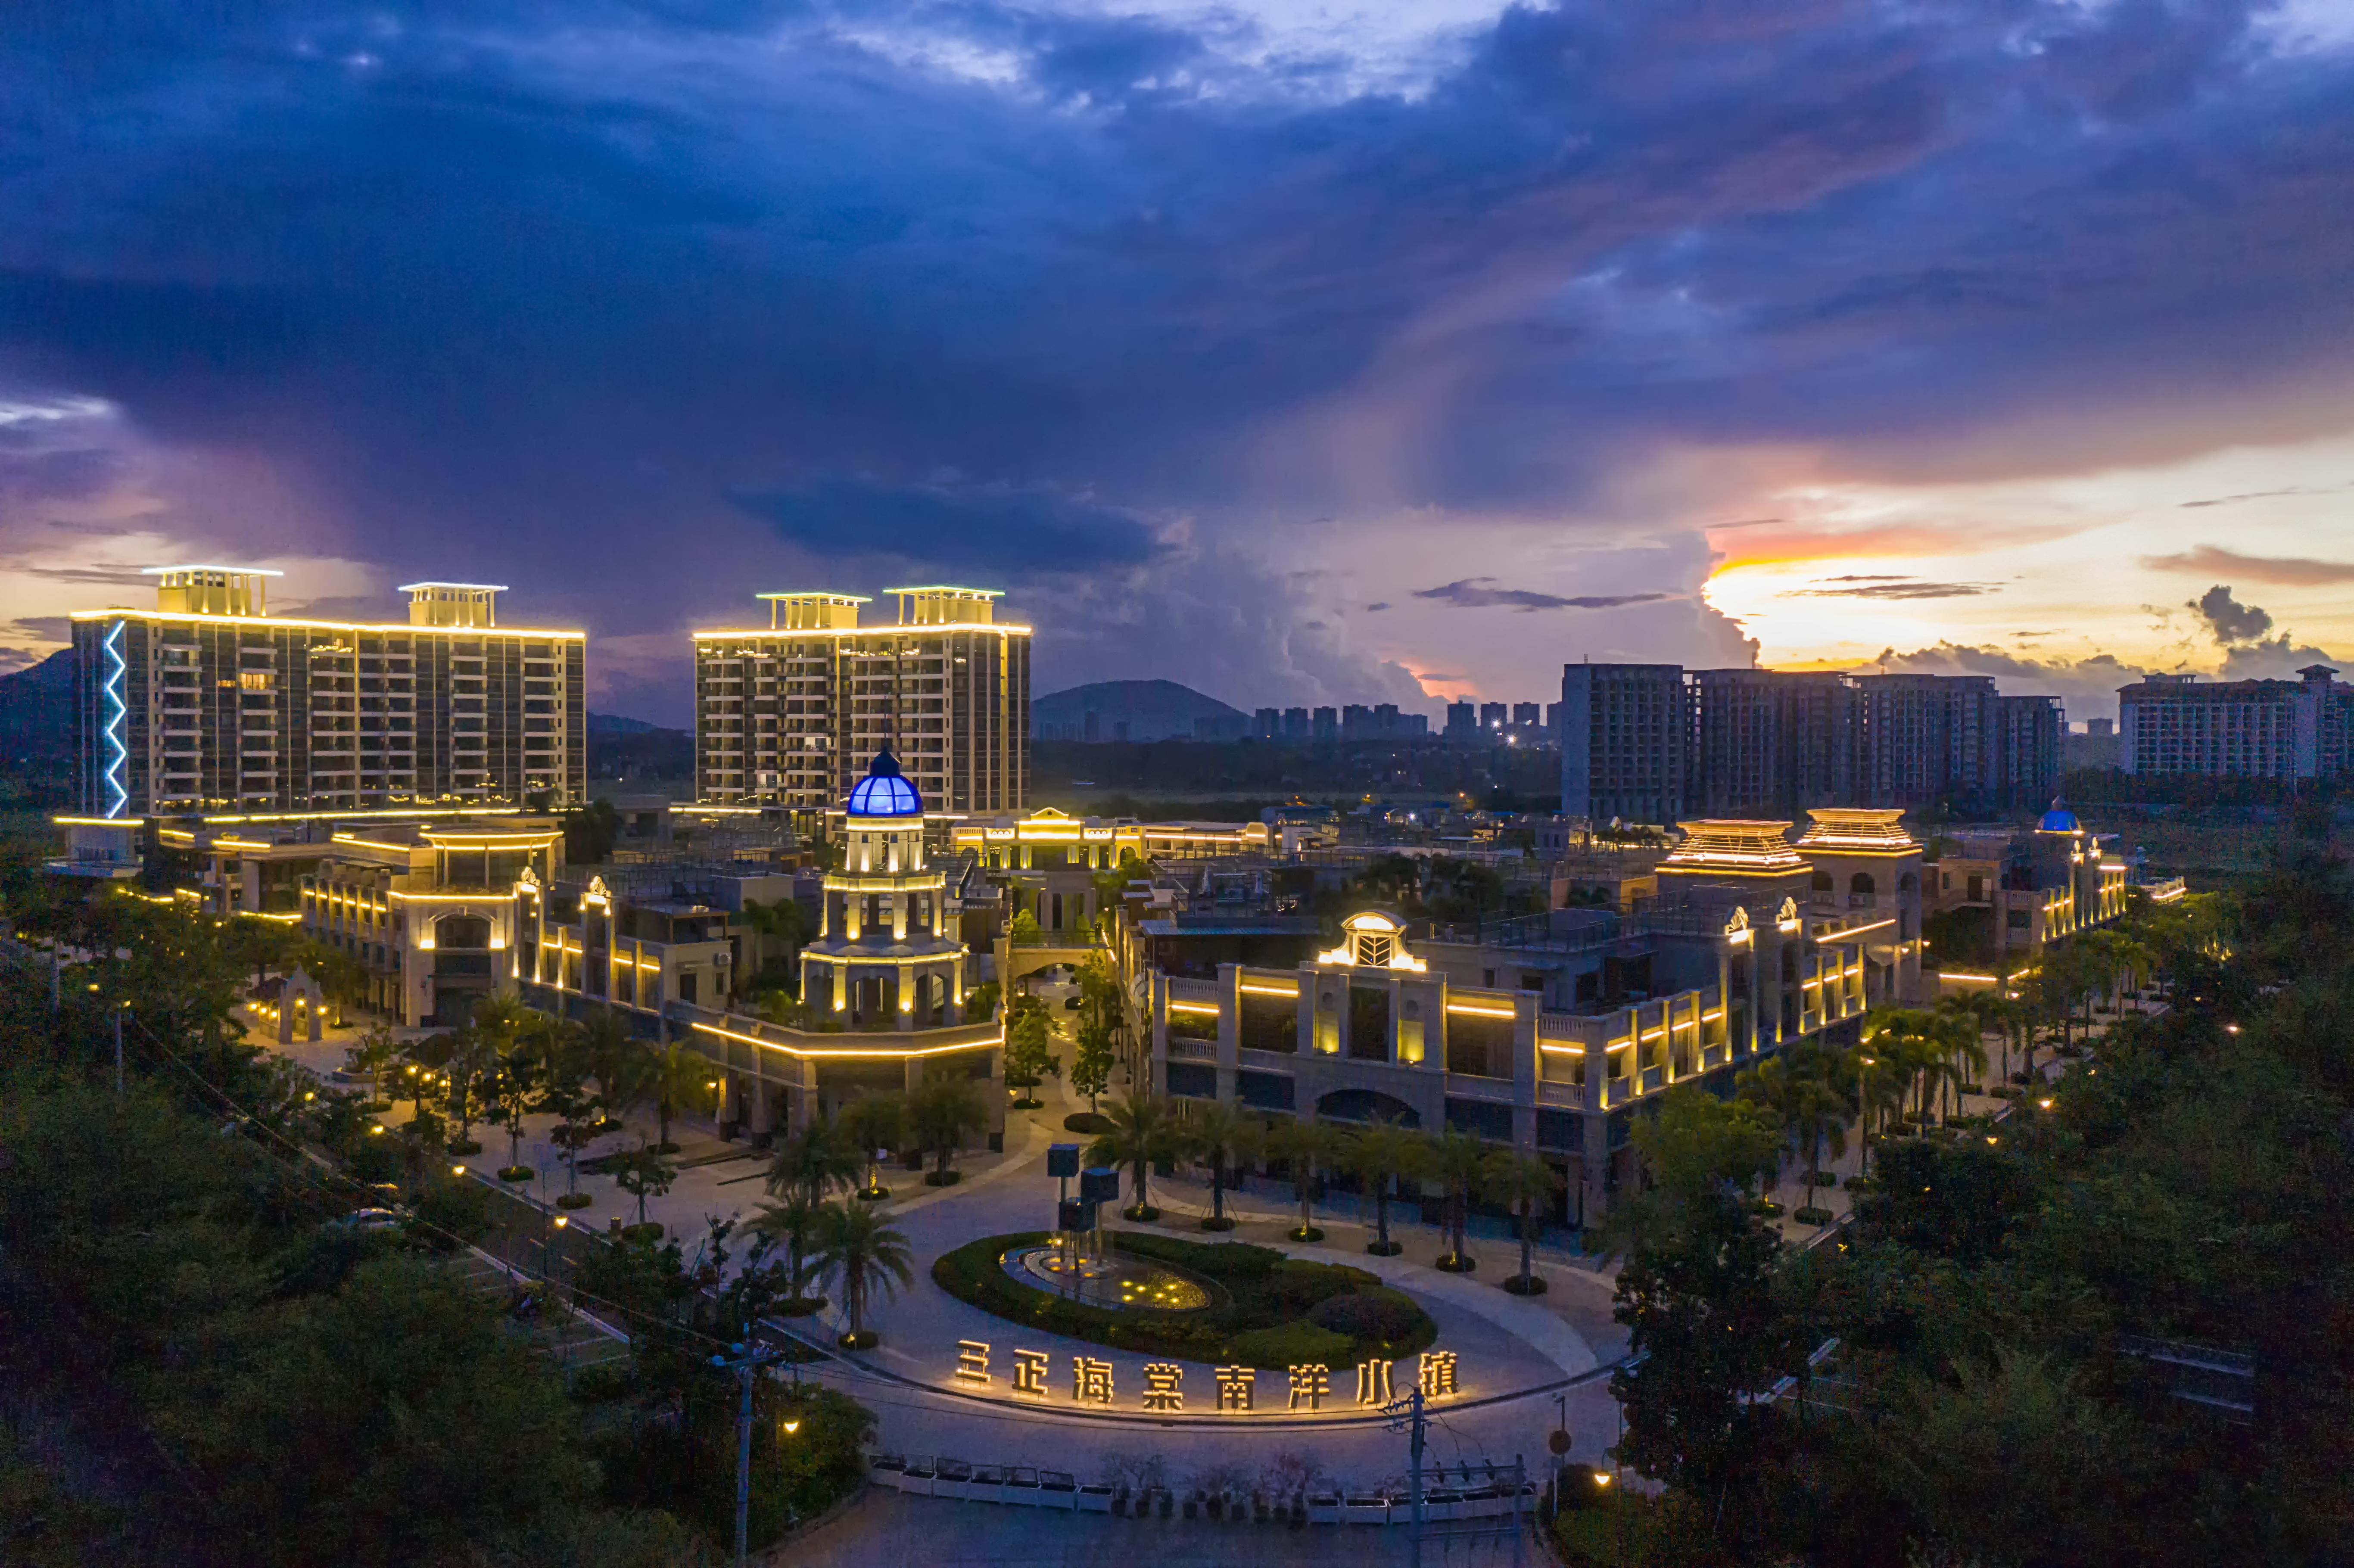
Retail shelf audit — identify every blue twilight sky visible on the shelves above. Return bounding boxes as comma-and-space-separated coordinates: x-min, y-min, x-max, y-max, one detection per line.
4, 0, 2354, 724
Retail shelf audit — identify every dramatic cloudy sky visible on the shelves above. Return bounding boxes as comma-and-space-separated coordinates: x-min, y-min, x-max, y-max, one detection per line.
5, 0, 2353, 723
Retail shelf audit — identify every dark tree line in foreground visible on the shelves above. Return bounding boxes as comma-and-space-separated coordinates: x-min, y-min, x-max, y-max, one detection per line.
0, 858, 869, 1568
1578, 858, 2354, 1566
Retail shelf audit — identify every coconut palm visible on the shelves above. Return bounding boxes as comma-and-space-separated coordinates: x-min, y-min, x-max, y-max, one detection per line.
647, 1040, 716, 1152
1738, 1046, 1849, 1220
1493, 1152, 1563, 1294
1424, 1125, 1497, 1270
1084, 1090, 1188, 1220
1264, 1117, 1341, 1241
767, 1115, 863, 1204
750, 1192, 829, 1303
1346, 1117, 1429, 1256
810, 1198, 915, 1348
1928, 1001, 1993, 1120
838, 1092, 906, 1198
909, 1072, 990, 1185
1185, 1101, 1262, 1231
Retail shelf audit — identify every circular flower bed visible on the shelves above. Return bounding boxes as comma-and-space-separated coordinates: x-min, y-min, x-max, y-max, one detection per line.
933, 1231, 1437, 1369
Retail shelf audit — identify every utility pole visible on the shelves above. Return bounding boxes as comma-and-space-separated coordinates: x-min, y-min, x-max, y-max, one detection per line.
711, 1340, 787, 1568
113, 1004, 126, 1096
1384, 1384, 1429, 1568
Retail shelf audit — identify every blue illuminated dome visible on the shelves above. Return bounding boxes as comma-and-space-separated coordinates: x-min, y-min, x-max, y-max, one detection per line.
2037, 797, 2080, 834
845, 749, 923, 818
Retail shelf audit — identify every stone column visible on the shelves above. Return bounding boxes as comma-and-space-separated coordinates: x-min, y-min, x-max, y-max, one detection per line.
1216, 963, 1241, 1105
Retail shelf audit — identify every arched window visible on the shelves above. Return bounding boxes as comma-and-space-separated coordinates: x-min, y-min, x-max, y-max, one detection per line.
436, 914, 491, 949
1850, 872, 1876, 896
1811, 869, 1834, 893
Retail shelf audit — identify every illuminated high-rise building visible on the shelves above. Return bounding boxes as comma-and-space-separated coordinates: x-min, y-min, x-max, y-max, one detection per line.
693, 586, 1030, 815
68, 568, 585, 823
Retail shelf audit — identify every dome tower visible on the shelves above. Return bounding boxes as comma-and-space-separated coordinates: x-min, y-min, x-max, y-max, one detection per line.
800, 750, 967, 1028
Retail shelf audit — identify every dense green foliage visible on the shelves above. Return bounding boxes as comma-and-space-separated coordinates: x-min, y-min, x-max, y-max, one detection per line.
0, 1072, 698, 1568
1585, 852, 2354, 1567
0, 872, 873, 1565
930, 1230, 1435, 1367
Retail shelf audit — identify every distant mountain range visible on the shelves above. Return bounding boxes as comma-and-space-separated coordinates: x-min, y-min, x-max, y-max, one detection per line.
587, 712, 674, 736
0, 650, 74, 768
1032, 678, 1249, 743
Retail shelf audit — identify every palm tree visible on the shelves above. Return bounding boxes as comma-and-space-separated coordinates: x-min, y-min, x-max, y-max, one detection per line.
1493, 1152, 1563, 1295
811, 1199, 915, 1349
837, 1092, 906, 1198
1928, 1002, 1993, 1120
1186, 1101, 1262, 1232
1424, 1125, 1496, 1271
750, 1192, 829, 1305
1346, 1117, 1429, 1257
1084, 1090, 1187, 1220
1265, 1117, 1340, 1241
647, 1041, 716, 1152
571, 1010, 645, 1130
767, 1116, 862, 1204
1738, 1047, 1848, 1220
909, 1072, 988, 1186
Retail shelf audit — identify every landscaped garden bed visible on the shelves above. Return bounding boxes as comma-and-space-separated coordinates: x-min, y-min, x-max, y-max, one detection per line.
931, 1230, 1437, 1368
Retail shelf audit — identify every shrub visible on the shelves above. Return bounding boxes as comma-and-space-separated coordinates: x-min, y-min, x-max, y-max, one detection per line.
1794, 1206, 1835, 1225
1308, 1288, 1423, 1345
1226, 1322, 1354, 1370
1065, 1112, 1115, 1135
1267, 1258, 1371, 1316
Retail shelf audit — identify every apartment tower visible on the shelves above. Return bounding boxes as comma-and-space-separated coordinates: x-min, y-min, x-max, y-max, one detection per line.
69, 568, 585, 821
694, 586, 1029, 815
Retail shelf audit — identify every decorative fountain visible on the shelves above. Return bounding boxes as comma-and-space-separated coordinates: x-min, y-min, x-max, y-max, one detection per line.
1003, 1243, 1217, 1312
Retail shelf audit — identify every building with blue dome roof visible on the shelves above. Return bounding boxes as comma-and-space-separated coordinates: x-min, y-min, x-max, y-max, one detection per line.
799, 748, 971, 1032
844, 748, 924, 818
2036, 798, 2082, 834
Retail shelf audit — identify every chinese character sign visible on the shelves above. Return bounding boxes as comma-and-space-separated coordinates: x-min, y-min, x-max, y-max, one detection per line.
939, 1341, 1462, 1412
1073, 1356, 1115, 1406
955, 1341, 991, 1386
1142, 1363, 1184, 1412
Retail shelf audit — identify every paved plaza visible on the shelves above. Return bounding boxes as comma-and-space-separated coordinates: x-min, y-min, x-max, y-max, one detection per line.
258, 990, 2152, 1516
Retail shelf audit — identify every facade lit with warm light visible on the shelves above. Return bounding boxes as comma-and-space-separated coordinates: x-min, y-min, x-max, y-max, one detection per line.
67, 568, 585, 825
296, 818, 566, 1025
1137, 812, 1928, 1224
693, 585, 1029, 816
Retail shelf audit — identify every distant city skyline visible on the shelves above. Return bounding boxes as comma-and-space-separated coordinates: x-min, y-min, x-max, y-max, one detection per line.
5, 3, 2351, 726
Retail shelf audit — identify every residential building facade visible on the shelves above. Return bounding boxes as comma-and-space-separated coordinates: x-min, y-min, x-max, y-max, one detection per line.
692, 586, 1029, 816
2116, 665, 2353, 778
1559, 663, 1687, 826
69, 568, 585, 824
1556, 660, 2061, 824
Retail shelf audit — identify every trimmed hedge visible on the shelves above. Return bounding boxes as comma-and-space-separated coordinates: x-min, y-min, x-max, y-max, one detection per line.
1064, 1112, 1115, 1135
931, 1230, 1437, 1369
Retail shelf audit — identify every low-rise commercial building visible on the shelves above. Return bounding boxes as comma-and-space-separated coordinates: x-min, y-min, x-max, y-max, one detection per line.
1137, 810, 1928, 1226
